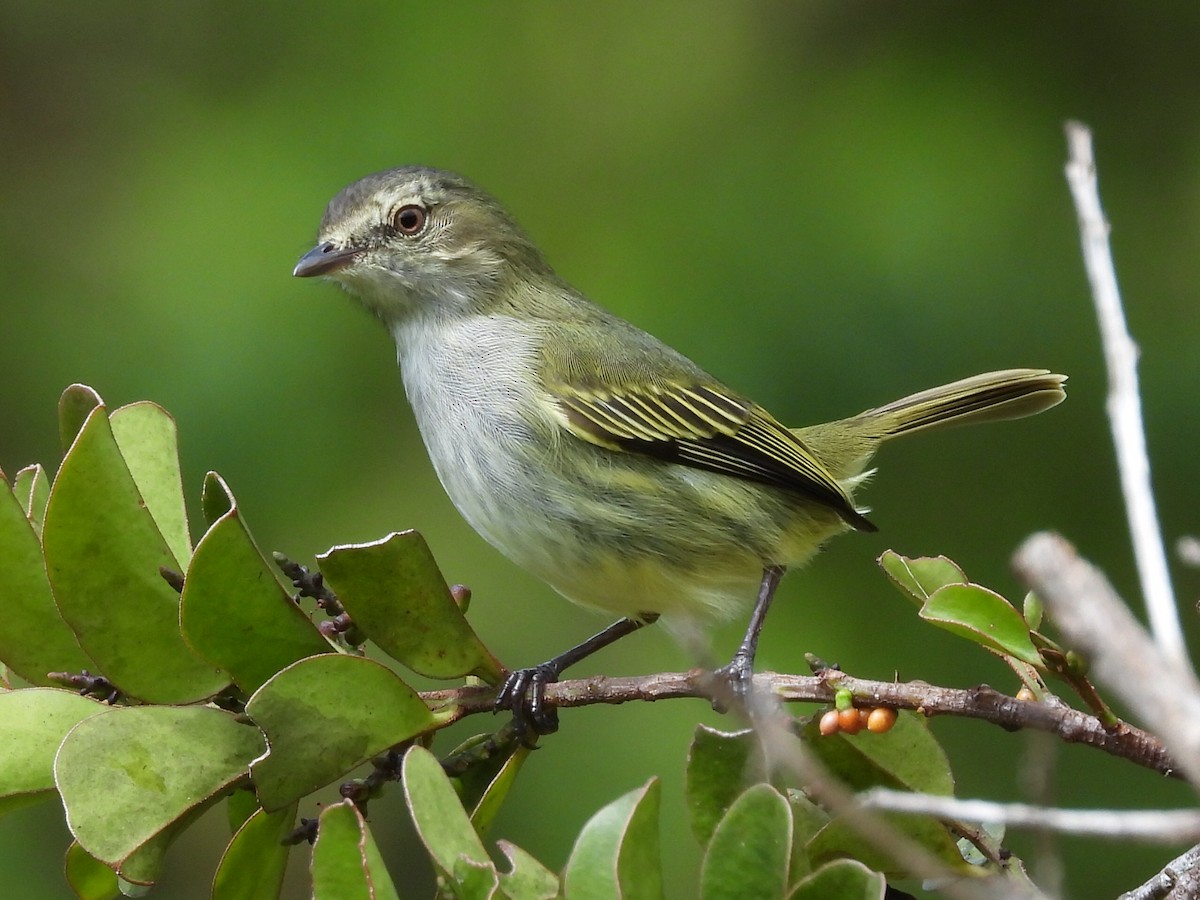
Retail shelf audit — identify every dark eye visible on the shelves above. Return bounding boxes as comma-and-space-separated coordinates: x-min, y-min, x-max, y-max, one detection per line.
392, 204, 428, 236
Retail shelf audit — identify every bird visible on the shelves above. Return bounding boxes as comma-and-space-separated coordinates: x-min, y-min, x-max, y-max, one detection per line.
293, 166, 1066, 737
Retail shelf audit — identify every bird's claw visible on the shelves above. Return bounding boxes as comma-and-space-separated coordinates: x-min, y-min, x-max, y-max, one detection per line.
495, 664, 560, 744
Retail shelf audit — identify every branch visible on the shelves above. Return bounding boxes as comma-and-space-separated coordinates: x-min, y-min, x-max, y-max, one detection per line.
422, 666, 1178, 776
1063, 121, 1184, 666
1118, 844, 1200, 900
751, 710, 1044, 900
858, 789, 1200, 843
1014, 532, 1200, 785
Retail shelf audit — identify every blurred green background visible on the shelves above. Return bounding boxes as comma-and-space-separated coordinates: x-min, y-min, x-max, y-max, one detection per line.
2, 2, 1198, 897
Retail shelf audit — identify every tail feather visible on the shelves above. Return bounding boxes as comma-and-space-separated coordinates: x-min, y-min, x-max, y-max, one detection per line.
792, 368, 1067, 483
859, 369, 1067, 439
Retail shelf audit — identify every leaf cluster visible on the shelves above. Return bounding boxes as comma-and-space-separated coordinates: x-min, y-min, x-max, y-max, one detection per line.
0, 386, 1118, 898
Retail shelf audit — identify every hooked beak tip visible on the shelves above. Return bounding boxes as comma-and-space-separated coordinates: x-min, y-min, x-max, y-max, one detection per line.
293, 242, 361, 278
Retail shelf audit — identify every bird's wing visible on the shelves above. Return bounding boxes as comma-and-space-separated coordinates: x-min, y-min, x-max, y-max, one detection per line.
541, 325, 872, 530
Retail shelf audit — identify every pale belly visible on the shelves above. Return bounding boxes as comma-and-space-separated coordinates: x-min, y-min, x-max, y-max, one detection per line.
396, 316, 848, 628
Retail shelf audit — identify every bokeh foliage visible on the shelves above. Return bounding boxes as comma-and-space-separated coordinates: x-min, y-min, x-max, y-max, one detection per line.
2, 3, 1198, 896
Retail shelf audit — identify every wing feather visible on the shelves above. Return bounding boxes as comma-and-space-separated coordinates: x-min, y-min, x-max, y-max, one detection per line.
552, 381, 874, 531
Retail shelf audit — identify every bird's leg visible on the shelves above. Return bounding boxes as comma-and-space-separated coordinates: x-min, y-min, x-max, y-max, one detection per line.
496, 613, 659, 743
714, 565, 786, 708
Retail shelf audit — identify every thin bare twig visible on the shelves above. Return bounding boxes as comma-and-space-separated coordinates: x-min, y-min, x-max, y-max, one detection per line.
858, 789, 1200, 843
1014, 533, 1200, 786
1118, 844, 1200, 900
1021, 731, 1064, 896
1063, 121, 1184, 667
753, 710, 1044, 900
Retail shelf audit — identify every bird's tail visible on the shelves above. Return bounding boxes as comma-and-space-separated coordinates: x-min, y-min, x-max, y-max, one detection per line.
793, 368, 1067, 484
857, 368, 1067, 439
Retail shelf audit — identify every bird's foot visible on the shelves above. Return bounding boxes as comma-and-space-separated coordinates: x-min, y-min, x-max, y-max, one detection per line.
495, 664, 561, 745
711, 652, 755, 713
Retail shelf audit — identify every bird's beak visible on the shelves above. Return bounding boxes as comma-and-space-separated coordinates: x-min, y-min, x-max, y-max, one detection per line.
293, 241, 362, 278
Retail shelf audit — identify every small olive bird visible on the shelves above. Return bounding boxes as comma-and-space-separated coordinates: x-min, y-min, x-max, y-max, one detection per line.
294, 167, 1065, 736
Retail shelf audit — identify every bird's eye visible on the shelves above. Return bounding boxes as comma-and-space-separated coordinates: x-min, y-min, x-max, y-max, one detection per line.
392, 204, 428, 236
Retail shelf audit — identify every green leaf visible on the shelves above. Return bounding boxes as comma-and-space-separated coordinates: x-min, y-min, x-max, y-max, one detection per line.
226, 787, 261, 834
402, 745, 496, 890
64, 842, 121, 900
466, 744, 532, 839
699, 783, 792, 900
12, 463, 50, 535
562, 779, 663, 900
787, 790, 830, 881
685, 725, 762, 846
496, 840, 559, 900
0, 481, 95, 684
109, 402, 192, 567
958, 821, 1006, 867
318, 532, 503, 682
796, 712, 965, 879
181, 486, 331, 693
804, 712, 954, 796
0, 689, 105, 814
55, 705, 265, 866
1023, 591, 1044, 631
201, 471, 236, 529
41, 407, 227, 703
58, 384, 103, 452
878, 551, 966, 605
785, 859, 886, 900
247, 654, 446, 811
806, 811, 966, 879
118, 807, 210, 891
310, 800, 401, 900
451, 856, 501, 899
880, 552, 1041, 666
921, 583, 1042, 666
0, 786, 51, 819
212, 804, 297, 900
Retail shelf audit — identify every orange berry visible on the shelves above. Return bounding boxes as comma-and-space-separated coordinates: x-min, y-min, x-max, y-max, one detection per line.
838, 707, 864, 734
819, 709, 841, 736
866, 707, 897, 733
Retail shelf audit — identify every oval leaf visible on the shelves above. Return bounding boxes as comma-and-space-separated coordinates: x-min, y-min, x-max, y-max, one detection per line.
803, 712, 954, 796
921, 583, 1042, 666
402, 745, 495, 884
42, 407, 227, 703
118, 807, 210, 890
201, 471, 236, 529
686, 725, 761, 846
318, 532, 502, 682
56, 706, 265, 866
311, 800, 401, 900
786, 859, 886, 900
806, 811, 966, 879
466, 744, 532, 839
699, 783, 792, 900
562, 778, 663, 900
58, 384, 103, 451
0, 483, 94, 684
64, 842, 121, 900
213, 804, 297, 900
247, 655, 445, 811
0, 689, 105, 808
181, 493, 330, 693
497, 840, 559, 900
109, 402, 192, 567
878, 551, 967, 605
12, 463, 50, 534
